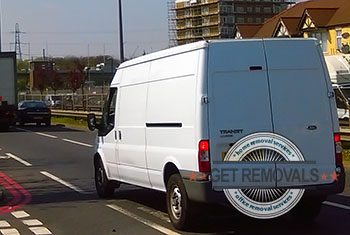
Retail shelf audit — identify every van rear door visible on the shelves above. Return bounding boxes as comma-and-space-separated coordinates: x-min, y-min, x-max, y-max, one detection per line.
207, 40, 275, 189
263, 39, 336, 186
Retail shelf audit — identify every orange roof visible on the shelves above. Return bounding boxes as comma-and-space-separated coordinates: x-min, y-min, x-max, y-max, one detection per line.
235, 24, 263, 38
280, 17, 300, 36
303, 8, 338, 27
253, 0, 350, 38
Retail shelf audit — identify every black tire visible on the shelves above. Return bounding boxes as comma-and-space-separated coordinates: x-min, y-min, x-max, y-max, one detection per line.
291, 197, 323, 223
166, 174, 193, 230
95, 158, 115, 198
19, 117, 25, 126
46, 119, 51, 126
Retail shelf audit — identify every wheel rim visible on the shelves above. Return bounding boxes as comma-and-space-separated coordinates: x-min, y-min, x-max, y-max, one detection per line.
96, 165, 105, 188
170, 185, 182, 220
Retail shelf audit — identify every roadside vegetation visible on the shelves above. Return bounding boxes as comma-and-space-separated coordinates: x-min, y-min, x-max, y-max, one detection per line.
51, 116, 87, 128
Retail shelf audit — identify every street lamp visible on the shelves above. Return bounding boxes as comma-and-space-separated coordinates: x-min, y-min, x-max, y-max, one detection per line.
118, 0, 125, 63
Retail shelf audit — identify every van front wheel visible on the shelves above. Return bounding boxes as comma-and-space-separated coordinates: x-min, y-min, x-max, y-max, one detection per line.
95, 158, 115, 198
166, 174, 192, 230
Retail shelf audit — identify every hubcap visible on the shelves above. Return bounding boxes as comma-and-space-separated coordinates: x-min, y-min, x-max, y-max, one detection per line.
170, 186, 182, 220
97, 166, 104, 187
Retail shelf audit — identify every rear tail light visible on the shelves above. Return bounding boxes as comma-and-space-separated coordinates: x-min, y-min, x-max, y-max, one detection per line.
334, 133, 343, 167
198, 140, 211, 172
5, 111, 12, 116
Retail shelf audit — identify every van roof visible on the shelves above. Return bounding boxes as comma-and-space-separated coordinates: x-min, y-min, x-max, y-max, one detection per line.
118, 38, 316, 70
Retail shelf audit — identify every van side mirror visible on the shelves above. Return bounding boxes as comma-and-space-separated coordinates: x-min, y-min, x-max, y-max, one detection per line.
87, 113, 97, 131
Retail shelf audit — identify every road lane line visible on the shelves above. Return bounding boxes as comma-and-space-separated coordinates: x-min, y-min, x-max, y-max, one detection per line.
62, 139, 93, 148
137, 206, 171, 223
6, 153, 32, 167
40, 171, 86, 194
0, 221, 10, 228
35, 132, 58, 139
106, 204, 180, 235
11, 211, 30, 219
323, 201, 350, 210
0, 228, 20, 235
29, 227, 52, 235
22, 219, 43, 226
15, 127, 29, 132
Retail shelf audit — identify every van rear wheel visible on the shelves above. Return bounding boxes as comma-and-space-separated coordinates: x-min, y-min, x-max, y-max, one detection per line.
95, 158, 115, 198
166, 174, 192, 230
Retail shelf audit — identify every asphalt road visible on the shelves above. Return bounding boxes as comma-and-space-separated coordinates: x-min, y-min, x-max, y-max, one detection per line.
0, 125, 349, 235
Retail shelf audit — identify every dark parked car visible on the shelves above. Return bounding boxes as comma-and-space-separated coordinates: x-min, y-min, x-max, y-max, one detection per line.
18, 101, 51, 126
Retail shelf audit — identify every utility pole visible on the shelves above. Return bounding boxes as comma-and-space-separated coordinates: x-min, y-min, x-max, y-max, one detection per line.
118, 0, 125, 63
15, 23, 23, 60
0, 0, 2, 52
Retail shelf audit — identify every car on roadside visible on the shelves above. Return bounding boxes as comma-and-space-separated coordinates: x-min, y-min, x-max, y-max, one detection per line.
17, 100, 51, 126
333, 83, 350, 120
45, 95, 61, 108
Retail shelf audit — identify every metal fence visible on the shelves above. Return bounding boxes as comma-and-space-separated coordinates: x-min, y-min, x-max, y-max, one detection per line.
18, 93, 107, 112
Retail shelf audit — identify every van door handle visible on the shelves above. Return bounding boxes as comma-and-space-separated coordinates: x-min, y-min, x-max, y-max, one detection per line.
118, 130, 122, 140
307, 125, 317, 130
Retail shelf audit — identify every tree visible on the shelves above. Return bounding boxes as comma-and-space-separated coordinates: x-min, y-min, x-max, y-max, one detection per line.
50, 71, 63, 94
67, 70, 83, 93
73, 59, 88, 110
35, 69, 46, 96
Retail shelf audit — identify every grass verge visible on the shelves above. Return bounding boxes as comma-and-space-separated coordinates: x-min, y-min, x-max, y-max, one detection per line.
51, 116, 88, 129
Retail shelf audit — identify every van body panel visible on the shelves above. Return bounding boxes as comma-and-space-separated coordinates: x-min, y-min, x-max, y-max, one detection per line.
263, 39, 336, 185
117, 65, 151, 187
207, 41, 274, 174
146, 51, 200, 189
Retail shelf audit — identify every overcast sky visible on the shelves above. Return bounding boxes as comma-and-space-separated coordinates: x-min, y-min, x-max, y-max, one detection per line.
0, 0, 169, 59
0, 0, 304, 60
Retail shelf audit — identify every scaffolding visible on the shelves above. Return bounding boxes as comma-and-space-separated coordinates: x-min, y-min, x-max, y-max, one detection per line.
171, 0, 295, 45
168, 0, 178, 47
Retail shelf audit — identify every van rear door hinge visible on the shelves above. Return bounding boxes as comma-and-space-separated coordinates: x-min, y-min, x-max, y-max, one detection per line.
328, 92, 335, 98
202, 96, 209, 104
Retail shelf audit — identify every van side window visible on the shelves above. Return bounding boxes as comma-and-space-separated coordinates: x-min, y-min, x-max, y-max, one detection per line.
99, 88, 118, 136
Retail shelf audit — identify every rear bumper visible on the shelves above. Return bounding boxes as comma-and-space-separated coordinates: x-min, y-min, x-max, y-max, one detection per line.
183, 170, 345, 205
21, 114, 51, 123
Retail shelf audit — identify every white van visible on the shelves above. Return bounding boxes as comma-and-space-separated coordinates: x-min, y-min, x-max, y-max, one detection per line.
88, 39, 345, 229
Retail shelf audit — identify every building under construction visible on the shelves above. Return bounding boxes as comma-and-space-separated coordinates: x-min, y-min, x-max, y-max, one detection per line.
169, 0, 293, 45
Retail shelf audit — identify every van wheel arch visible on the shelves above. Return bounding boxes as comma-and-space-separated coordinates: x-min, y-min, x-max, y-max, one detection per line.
163, 163, 180, 186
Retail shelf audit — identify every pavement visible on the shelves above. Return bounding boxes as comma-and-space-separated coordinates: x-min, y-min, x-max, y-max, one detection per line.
0, 124, 349, 235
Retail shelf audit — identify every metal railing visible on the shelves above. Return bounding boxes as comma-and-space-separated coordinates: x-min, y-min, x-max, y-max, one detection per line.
18, 93, 107, 113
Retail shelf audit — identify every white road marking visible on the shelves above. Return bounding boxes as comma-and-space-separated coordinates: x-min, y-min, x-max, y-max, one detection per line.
22, 219, 43, 226
137, 206, 171, 223
11, 210, 30, 219
0, 156, 10, 160
40, 171, 86, 194
35, 132, 57, 139
323, 201, 350, 210
29, 227, 52, 235
0, 221, 11, 228
106, 204, 180, 235
15, 127, 30, 132
6, 153, 32, 167
62, 138, 93, 148
0, 228, 20, 235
